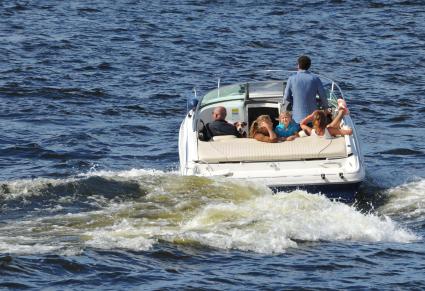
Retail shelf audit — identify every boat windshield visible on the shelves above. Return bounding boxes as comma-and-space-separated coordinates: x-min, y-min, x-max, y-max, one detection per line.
198, 75, 344, 108
200, 83, 246, 107
199, 81, 284, 107
249, 81, 284, 98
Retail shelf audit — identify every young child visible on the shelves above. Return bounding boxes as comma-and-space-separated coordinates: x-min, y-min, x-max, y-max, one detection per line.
274, 111, 300, 141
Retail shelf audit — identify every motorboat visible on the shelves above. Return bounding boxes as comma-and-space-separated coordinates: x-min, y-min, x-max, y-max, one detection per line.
178, 71, 365, 201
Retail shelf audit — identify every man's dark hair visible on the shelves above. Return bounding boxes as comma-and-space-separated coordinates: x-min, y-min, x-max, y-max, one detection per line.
298, 55, 311, 70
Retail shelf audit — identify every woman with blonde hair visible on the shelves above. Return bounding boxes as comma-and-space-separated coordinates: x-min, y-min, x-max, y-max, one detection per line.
249, 115, 278, 143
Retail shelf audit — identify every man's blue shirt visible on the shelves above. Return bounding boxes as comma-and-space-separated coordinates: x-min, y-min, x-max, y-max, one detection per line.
284, 70, 328, 123
274, 121, 300, 138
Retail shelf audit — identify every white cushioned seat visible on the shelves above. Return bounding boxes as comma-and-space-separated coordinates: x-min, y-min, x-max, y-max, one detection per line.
197, 136, 347, 163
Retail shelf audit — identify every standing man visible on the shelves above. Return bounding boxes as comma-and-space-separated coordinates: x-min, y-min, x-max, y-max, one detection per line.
284, 55, 329, 123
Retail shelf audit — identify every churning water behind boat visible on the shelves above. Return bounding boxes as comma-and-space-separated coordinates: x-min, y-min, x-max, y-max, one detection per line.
0, 170, 419, 255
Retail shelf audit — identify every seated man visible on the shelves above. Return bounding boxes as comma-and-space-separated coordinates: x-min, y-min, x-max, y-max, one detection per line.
207, 106, 244, 138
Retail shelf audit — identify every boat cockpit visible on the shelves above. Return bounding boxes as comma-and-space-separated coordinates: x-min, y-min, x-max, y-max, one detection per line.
193, 77, 342, 138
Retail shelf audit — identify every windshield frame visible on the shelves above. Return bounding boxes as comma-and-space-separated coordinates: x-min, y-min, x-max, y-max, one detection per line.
196, 71, 345, 110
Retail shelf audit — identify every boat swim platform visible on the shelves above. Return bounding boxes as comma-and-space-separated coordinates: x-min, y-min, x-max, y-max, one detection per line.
197, 135, 348, 163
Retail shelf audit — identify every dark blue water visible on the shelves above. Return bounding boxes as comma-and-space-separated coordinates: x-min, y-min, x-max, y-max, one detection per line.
1, 0, 425, 289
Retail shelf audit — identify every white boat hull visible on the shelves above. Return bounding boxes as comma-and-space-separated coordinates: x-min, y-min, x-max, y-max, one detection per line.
179, 112, 365, 192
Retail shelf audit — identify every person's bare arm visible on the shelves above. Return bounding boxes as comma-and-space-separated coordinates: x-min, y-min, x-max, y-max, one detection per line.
300, 125, 311, 136
299, 111, 316, 136
285, 133, 299, 141
327, 108, 345, 129
264, 121, 278, 142
327, 127, 352, 136
300, 111, 316, 126
253, 133, 278, 143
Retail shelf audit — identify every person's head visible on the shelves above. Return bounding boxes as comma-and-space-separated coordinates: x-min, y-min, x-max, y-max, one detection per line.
313, 110, 327, 131
278, 111, 293, 127
249, 115, 273, 137
297, 55, 311, 70
212, 106, 226, 121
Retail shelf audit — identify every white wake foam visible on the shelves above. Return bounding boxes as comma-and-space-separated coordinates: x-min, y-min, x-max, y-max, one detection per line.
379, 178, 425, 220
0, 174, 420, 255
175, 190, 417, 253
80, 167, 169, 178
81, 188, 418, 254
